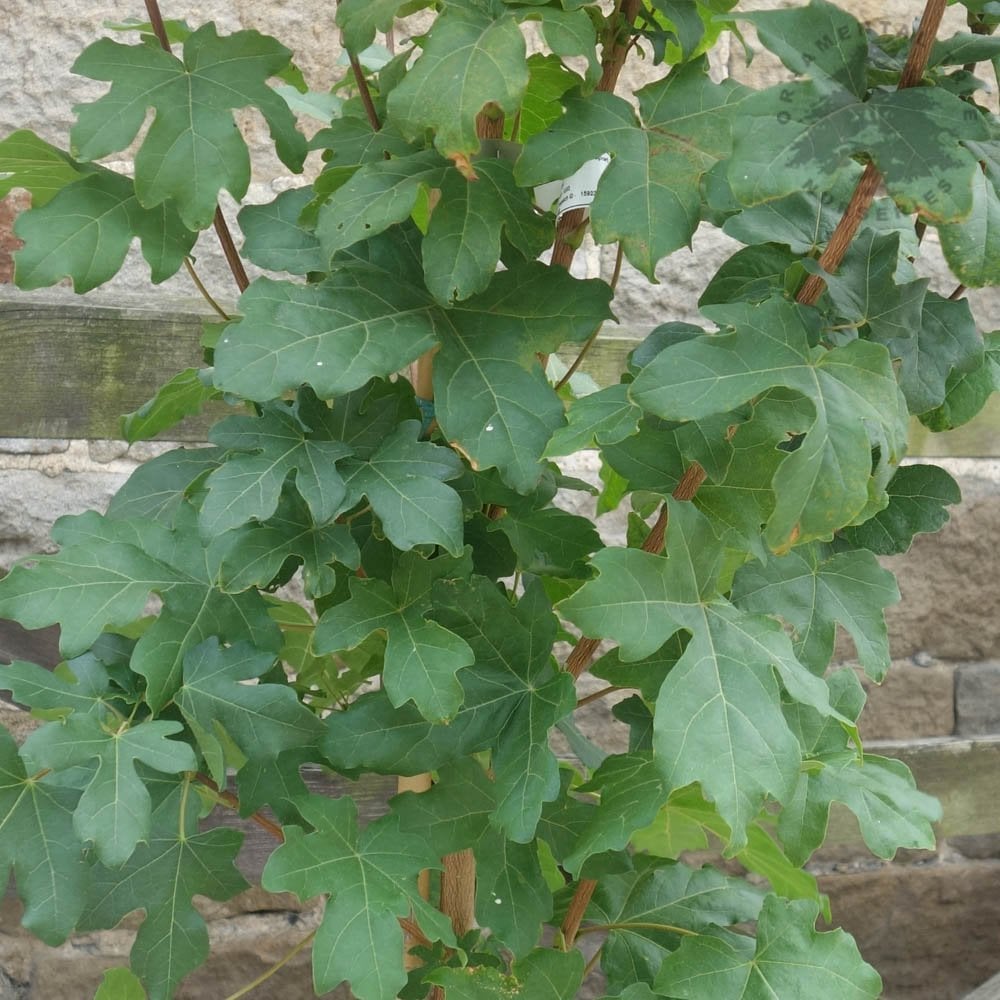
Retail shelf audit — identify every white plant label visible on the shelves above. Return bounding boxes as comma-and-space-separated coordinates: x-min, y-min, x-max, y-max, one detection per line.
556, 154, 611, 218
532, 154, 612, 217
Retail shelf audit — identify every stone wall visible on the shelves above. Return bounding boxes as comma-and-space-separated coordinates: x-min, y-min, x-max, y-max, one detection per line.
2, 3, 1000, 999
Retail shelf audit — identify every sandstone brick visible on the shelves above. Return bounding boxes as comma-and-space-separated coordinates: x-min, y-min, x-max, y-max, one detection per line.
854, 662, 955, 741
956, 662, 1000, 736
820, 859, 1000, 1000
948, 834, 1000, 861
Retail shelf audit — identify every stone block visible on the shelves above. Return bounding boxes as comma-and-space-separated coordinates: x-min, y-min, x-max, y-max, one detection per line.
854, 662, 955, 741
0, 469, 126, 568
820, 858, 1000, 1000
956, 662, 1000, 735
948, 834, 1000, 861
833, 467, 1000, 663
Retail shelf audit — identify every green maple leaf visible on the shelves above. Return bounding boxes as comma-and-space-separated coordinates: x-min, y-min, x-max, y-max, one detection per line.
23, 714, 196, 866
938, 167, 1000, 287
422, 158, 553, 303
236, 746, 313, 826
387, 5, 529, 157
0, 726, 88, 945
30, 506, 282, 711
262, 796, 454, 1000
431, 577, 574, 841
780, 669, 940, 863
105, 447, 224, 525
699, 243, 800, 308
516, 53, 582, 141
392, 759, 553, 955
783, 749, 941, 864
629, 295, 908, 550
426, 950, 584, 1000
920, 329, 1000, 431
14, 171, 196, 292
691, 391, 814, 560
632, 785, 824, 908
307, 119, 421, 225
586, 858, 763, 994
214, 225, 611, 492
901, 292, 985, 416
336, 0, 413, 53
315, 550, 474, 722
78, 782, 248, 1000
199, 394, 354, 537
838, 463, 961, 556
175, 638, 323, 773
340, 421, 466, 555
324, 579, 574, 842
727, 82, 990, 223
516, 60, 749, 278
598, 410, 735, 503
519, 6, 600, 88
0, 130, 81, 205
808, 239, 982, 414
323, 377, 422, 460
545, 384, 642, 456
0, 528, 183, 659
561, 752, 669, 875
435, 259, 614, 492
314, 149, 448, 261
71, 23, 307, 229
94, 968, 147, 1000
238, 187, 325, 275
723, 169, 916, 256
1, 651, 113, 719
492, 507, 603, 579
655, 895, 881, 998
121, 368, 221, 445
559, 499, 846, 849
737, 0, 868, 97
213, 231, 442, 403
813, 231, 927, 348
592, 640, 684, 701
216, 489, 360, 598
732, 543, 899, 680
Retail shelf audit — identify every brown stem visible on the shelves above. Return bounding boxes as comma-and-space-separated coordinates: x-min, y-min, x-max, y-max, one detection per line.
562, 878, 597, 947
195, 772, 285, 842
795, 163, 881, 307
949, 283, 967, 300
900, 0, 948, 89
213, 206, 251, 293
576, 684, 623, 708
349, 53, 382, 132
142, 0, 171, 49
475, 103, 505, 140
397, 772, 433, 970
144, 0, 250, 294
439, 848, 476, 936
184, 257, 231, 320
796, 0, 947, 308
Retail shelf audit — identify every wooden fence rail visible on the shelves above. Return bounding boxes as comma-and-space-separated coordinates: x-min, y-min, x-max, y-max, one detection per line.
2, 295, 999, 454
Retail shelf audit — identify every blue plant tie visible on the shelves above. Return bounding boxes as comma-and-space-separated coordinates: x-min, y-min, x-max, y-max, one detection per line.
415, 395, 436, 436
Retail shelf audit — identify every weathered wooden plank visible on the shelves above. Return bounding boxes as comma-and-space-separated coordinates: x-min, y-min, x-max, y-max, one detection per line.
2, 297, 999, 455
0, 297, 222, 440
199, 736, 1000, 885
